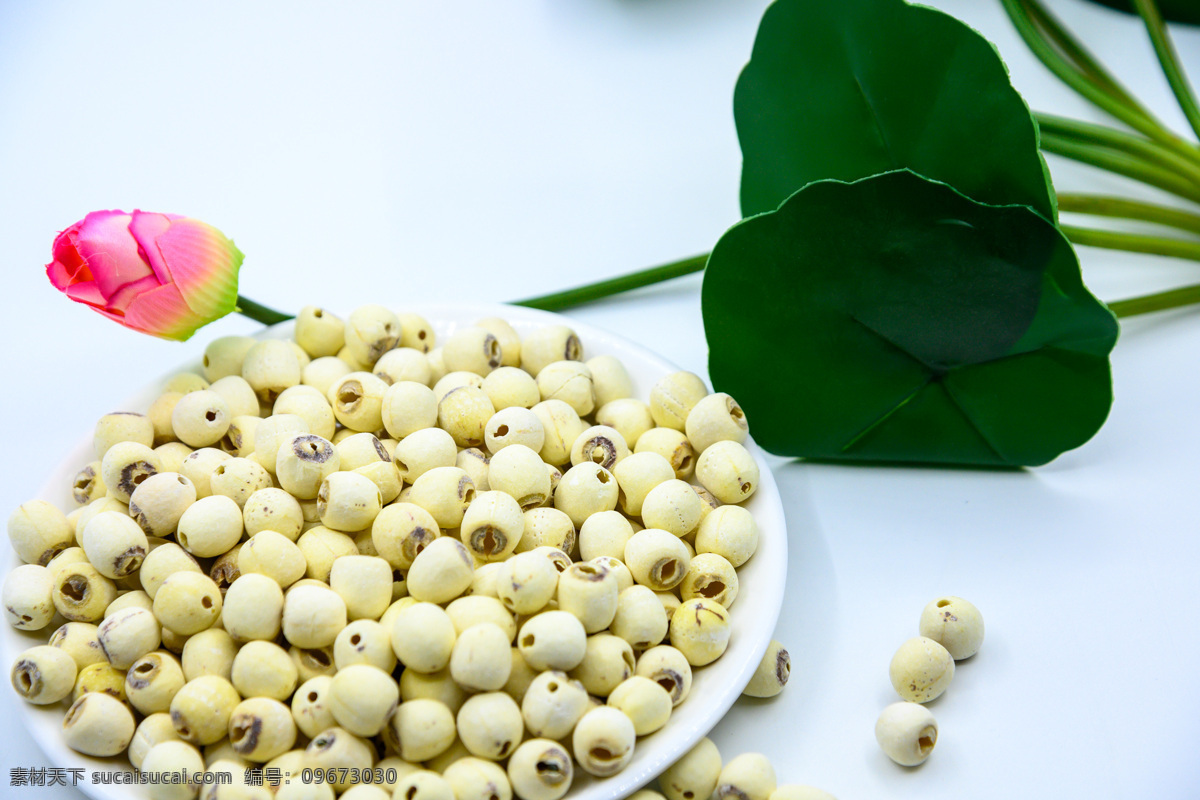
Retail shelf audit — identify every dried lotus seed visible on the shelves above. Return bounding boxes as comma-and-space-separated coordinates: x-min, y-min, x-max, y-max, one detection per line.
743, 639, 790, 698
488, 444, 552, 511
557, 562, 620, 634
658, 736, 720, 800
460, 491, 525, 562
125, 651, 186, 715
455, 691, 523, 760
294, 306, 346, 358
406, 536, 475, 604
327, 663, 400, 737
635, 427, 696, 481
919, 596, 985, 660
53, 563, 118, 623
449, 623, 513, 692
48, 621, 107, 670
169, 675, 240, 745
97, 606, 162, 669
569, 633, 635, 697
669, 598, 731, 667
716, 753, 777, 800
442, 327, 502, 375
374, 347, 432, 386
94, 411, 155, 459
649, 371, 708, 431
516, 508, 576, 554
382, 381, 439, 439
570, 425, 629, 471
517, 610, 587, 672
889, 637, 954, 703
80, 511, 148, 579
62, 691, 136, 756
571, 706, 635, 777
8, 500, 75, 566
129, 471, 196, 538
607, 675, 672, 736
537, 361, 595, 418
485, 407, 545, 456
243, 340, 303, 405
11, 645, 77, 704
679, 552, 739, 608
507, 738, 574, 800
695, 440, 758, 504
128, 714, 184, 771
171, 390, 232, 448
344, 304, 401, 365
282, 584, 347, 649
388, 698, 457, 762
521, 325, 582, 376
3, 564, 56, 630
483, 366, 541, 411
391, 602, 457, 674
276, 433, 340, 500
611, 585, 670, 651
330, 371, 389, 432
876, 701, 938, 766
153, 572, 222, 635
685, 392, 749, 455
101, 441, 163, 503
595, 399, 654, 451
554, 462, 619, 528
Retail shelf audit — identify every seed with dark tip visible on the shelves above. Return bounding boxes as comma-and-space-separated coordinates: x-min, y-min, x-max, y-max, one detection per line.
113, 546, 146, 577
119, 461, 157, 496
12, 661, 40, 697
230, 714, 263, 753
776, 649, 791, 686
293, 435, 334, 463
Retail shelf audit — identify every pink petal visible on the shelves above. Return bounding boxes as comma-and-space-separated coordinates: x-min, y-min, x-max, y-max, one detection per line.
107, 272, 167, 311
90, 305, 130, 326
74, 210, 157, 305
48, 224, 93, 287
46, 258, 80, 292
63, 280, 108, 308
126, 211, 174, 285
122, 282, 197, 341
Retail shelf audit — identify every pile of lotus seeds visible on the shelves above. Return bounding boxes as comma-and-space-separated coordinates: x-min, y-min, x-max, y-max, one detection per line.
876, 596, 985, 766
3, 305, 806, 800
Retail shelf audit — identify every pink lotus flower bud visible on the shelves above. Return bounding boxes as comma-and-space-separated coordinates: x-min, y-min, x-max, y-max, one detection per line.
46, 209, 243, 341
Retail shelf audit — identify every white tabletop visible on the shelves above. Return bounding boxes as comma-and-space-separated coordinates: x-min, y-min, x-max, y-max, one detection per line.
1, 1, 1198, 798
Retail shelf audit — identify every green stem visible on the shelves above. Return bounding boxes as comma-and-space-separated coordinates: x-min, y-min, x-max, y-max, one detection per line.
1057, 194, 1200, 235
1018, 0, 1154, 119
1001, 0, 1197, 161
1039, 133, 1200, 204
1061, 224, 1200, 260
236, 295, 293, 326
1108, 283, 1200, 317
1035, 112, 1200, 177
512, 253, 709, 311
1133, 0, 1200, 143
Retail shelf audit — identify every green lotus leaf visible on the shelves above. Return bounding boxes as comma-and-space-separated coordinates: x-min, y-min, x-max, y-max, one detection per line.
735, 0, 1055, 221
702, 170, 1118, 467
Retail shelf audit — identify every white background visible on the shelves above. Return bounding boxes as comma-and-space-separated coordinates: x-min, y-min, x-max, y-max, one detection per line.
1, 1, 1199, 798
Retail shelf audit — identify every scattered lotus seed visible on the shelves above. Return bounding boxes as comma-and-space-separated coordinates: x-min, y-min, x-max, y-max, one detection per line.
889, 636, 954, 703
743, 639, 790, 698
876, 701, 938, 766
919, 596, 985, 660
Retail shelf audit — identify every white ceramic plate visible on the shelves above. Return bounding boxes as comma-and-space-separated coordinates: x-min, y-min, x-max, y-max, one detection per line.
2, 302, 787, 800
